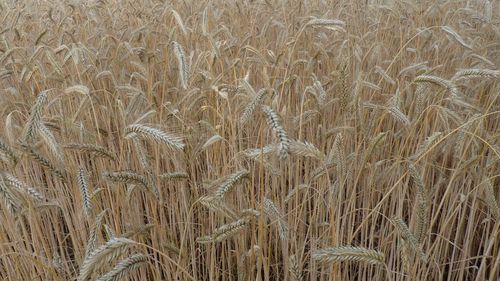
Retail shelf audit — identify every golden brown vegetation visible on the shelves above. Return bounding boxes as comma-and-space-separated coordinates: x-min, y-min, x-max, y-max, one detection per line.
0, 0, 499, 280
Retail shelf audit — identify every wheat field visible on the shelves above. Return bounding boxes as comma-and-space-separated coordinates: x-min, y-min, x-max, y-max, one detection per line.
0, 0, 498, 280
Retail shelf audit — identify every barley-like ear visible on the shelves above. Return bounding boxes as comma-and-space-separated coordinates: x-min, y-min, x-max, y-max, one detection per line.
239, 78, 257, 96
261, 106, 290, 160
0, 175, 21, 214
78, 237, 136, 281
125, 124, 184, 150
0, 138, 18, 166
408, 164, 429, 244
39, 123, 64, 164
305, 17, 346, 31
23, 90, 49, 144
289, 255, 303, 281
129, 135, 151, 170
85, 209, 108, 259
338, 60, 350, 112
242, 144, 277, 159
313, 246, 385, 266
159, 172, 189, 180
413, 75, 459, 97
102, 171, 150, 190
451, 68, 500, 81
441, 26, 472, 49
172, 41, 189, 89
364, 132, 387, 161
2, 173, 44, 201
96, 254, 149, 281
263, 197, 288, 242
290, 140, 325, 160
171, 9, 188, 36
388, 106, 410, 125
215, 170, 249, 198
327, 133, 346, 178
199, 195, 238, 220
64, 143, 117, 161
482, 179, 499, 221
197, 218, 249, 243
411, 132, 442, 160
77, 167, 91, 218
201, 134, 224, 151
240, 89, 267, 124
392, 217, 427, 263
64, 85, 90, 96
20, 143, 66, 181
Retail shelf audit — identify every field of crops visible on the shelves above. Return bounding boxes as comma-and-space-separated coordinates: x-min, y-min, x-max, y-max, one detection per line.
0, 0, 498, 280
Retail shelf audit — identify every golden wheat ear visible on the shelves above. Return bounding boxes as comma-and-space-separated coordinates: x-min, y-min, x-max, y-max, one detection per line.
261, 105, 291, 160
313, 246, 385, 266
96, 254, 149, 281
78, 237, 137, 281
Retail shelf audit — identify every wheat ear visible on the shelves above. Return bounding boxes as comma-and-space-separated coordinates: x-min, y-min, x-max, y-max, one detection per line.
78, 237, 136, 281
262, 106, 290, 160
23, 90, 49, 144
125, 124, 184, 150
197, 218, 249, 243
215, 169, 249, 198
172, 41, 189, 89
77, 167, 91, 218
313, 246, 385, 266
96, 254, 149, 281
